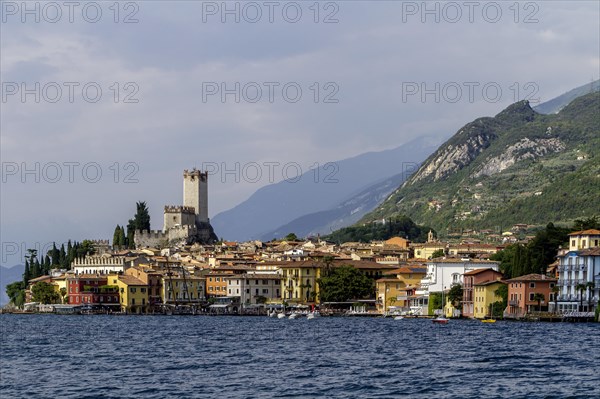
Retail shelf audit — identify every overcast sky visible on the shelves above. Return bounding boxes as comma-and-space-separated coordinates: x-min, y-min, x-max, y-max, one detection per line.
1, 1, 599, 266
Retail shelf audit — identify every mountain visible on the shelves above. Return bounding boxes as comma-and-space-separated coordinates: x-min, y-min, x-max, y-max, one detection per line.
259, 171, 407, 241
211, 136, 440, 241
0, 264, 24, 305
534, 79, 599, 115
360, 92, 600, 234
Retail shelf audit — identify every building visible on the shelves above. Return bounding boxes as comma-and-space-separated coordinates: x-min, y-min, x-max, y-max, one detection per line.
473, 280, 506, 319
419, 259, 500, 316
375, 266, 427, 313
225, 272, 282, 305
462, 268, 503, 318
134, 168, 217, 248
125, 265, 164, 306
279, 261, 321, 303
505, 274, 558, 318
161, 273, 205, 304
113, 274, 148, 313
556, 230, 600, 313
71, 255, 127, 275
67, 274, 119, 310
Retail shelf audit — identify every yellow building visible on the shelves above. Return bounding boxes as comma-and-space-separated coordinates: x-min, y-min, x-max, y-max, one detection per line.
568, 229, 600, 251
279, 261, 321, 303
51, 275, 69, 304
473, 280, 506, 319
411, 242, 447, 260
116, 275, 148, 314
161, 274, 205, 304
376, 266, 427, 313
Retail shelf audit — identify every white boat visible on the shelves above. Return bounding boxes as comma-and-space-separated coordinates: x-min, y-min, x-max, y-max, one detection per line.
394, 316, 404, 320
289, 312, 301, 319
277, 313, 286, 319
433, 271, 449, 324
307, 311, 320, 320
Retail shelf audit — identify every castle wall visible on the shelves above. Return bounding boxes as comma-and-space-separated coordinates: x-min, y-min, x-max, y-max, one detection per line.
163, 206, 196, 231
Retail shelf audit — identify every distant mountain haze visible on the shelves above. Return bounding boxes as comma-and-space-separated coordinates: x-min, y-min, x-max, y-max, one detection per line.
211, 136, 441, 241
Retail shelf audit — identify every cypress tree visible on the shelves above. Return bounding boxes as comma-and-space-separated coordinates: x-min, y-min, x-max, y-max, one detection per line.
51, 243, 60, 266
113, 225, 122, 249
23, 260, 31, 285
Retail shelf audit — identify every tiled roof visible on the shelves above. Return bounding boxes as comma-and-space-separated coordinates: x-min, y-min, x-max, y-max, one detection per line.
568, 229, 600, 236
506, 273, 557, 282
118, 275, 146, 286
578, 247, 600, 256
464, 268, 500, 276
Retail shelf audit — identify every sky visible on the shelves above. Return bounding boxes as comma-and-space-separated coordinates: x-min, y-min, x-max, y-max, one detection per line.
1, 0, 599, 266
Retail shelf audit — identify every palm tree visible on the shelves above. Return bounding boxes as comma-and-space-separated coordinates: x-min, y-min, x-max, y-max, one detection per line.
586, 281, 596, 309
576, 283, 587, 311
532, 293, 545, 312
551, 285, 560, 314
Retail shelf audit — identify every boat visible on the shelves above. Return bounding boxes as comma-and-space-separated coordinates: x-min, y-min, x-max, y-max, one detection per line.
481, 305, 497, 323
277, 313, 286, 319
394, 316, 404, 320
432, 272, 449, 324
307, 311, 320, 320
289, 312, 301, 319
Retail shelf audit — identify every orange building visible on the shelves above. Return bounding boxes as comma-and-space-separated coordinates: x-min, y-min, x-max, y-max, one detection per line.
505, 274, 558, 318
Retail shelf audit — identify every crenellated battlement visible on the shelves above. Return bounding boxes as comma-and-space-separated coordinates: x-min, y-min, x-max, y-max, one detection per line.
164, 205, 196, 214
89, 239, 110, 245
135, 229, 167, 239
183, 168, 208, 180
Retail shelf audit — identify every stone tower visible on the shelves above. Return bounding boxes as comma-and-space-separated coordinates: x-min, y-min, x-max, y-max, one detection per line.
183, 168, 209, 225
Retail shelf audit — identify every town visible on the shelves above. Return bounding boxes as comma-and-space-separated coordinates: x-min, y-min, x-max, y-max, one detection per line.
4, 169, 599, 322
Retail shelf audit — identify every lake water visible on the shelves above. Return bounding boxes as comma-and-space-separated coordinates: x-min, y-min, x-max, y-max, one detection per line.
1, 315, 599, 398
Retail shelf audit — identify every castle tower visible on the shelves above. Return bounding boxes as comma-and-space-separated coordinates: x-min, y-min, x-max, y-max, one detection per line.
183, 169, 209, 225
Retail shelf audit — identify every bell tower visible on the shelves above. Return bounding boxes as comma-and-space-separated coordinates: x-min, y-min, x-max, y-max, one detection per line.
183, 168, 209, 225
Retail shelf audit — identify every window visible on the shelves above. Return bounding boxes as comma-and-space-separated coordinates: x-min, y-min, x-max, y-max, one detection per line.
209, 277, 213, 282
236, 289, 239, 294
246, 289, 250, 294
529, 293, 535, 301
550, 283, 555, 288
263, 280, 268, 285
571, 240, 576, 247
255, 289, 259, 295
228, 289, 231, 294
132, 298, 136, 305
263, 289, 268, 294
216, 277, 220, 282
529, 283, 535, 288
255, 280, 259, 285
582, 240, 587, 247
141, 288, 146, 293
307, 269, 310, 275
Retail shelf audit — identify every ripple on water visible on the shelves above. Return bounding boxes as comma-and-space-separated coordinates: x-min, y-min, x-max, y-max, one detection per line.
1, 316, 599, 398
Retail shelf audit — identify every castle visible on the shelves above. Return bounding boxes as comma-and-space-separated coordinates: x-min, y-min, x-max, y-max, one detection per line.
134, 169, 218, 248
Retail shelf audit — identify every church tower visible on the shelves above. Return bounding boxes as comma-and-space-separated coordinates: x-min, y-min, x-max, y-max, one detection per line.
183, 169, 209, 225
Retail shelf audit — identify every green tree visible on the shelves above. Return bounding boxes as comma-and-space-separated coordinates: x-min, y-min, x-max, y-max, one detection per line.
31, 282, 60, 304
428, 292, 442, 315
50, 243, 60, 266
6, 281, 26, 307
533, 293, 545, 312
430, 249, 445, 259
113, 224, 125, 248
447, 284, 463, 308
22, 260, 31, 285
284, 233, 298, 241
59, 287, 68, 304
317, 265, 374, 302
572, 216, 599, 231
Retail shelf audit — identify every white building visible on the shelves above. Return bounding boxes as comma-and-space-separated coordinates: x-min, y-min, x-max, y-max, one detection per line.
72, 255, 127, 275
421, 258, 500, 293
225, 272, 282, 305
556, 230, 600, 312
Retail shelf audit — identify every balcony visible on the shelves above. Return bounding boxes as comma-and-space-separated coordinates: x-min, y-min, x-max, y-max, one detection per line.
508, 300, 519, 306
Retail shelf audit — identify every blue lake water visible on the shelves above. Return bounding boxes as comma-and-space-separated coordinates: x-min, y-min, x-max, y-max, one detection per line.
1, 315, 599, 398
